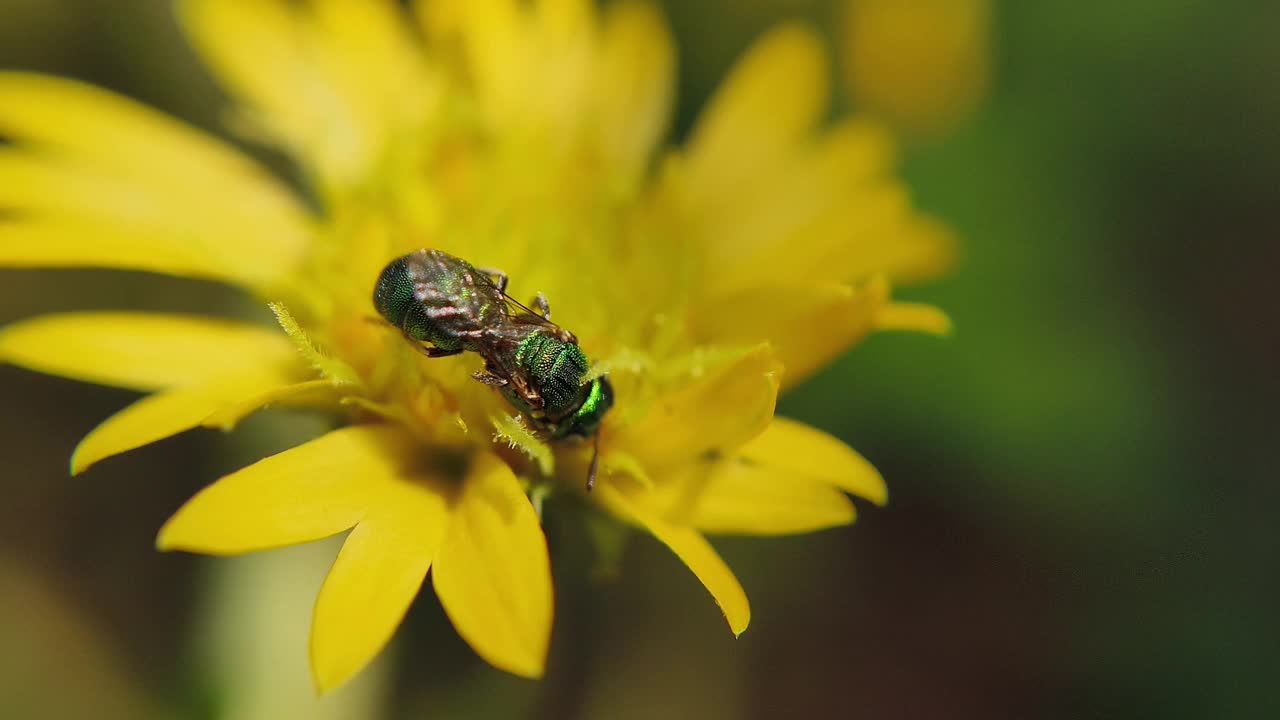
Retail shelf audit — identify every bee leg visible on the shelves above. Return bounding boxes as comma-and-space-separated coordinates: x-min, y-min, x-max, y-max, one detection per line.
472, 371, 509, 387
532, 291, 551, 320
477, 266, 509, 293
422, 346, 463, 358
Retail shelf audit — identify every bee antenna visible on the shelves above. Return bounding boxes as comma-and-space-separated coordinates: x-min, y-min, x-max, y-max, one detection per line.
586, 432, 600, 492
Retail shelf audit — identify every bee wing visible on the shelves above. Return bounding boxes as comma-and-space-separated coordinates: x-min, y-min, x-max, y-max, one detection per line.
500, 292, 554, 324
474, 271, 575, 339
473, 324, 547, 410
505, 297, 579, 346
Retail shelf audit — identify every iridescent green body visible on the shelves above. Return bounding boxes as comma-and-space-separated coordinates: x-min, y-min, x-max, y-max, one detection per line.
499, 327, 613, 440
372, 249, 614, 488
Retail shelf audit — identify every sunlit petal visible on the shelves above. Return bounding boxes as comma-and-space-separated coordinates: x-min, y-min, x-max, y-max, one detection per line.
523, 0, 597, 141
697, 122, 903, 291
432, 0, 529, 124
178, 0, 331, 155
310, 0, 434, 111
740, 210, 957, 290
775, 213, 958, 287
432, 452, 553, 678
697, 280, 887, 390
596, 484, 750, 635
0, 150, 308, 288
71, 369, 300, 474
307, 0, 438, 168
180, 0, 433, 183
0, 220, 239, 283
741, 418, 888, 505
874, 301, 953, 336
612, 345, 781, 470
157, 425, 418, 554
697, 176, 911, 298
641, 459, 856, 535
592, 1, 674, 178
311, 476, 451, 693
841, 0, 991, 136
202, 379, 349, 431
0, 72, 310, 232
0, 312, 297, 391
683, 23, 828, 206
865, 215, 959, 284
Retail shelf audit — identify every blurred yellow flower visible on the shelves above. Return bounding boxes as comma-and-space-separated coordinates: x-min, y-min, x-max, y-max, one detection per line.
841, 0, 992, 136
0, 0, 952, 692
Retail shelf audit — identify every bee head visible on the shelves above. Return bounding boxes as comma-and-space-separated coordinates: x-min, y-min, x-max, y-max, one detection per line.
372, 255, 414, 327
561, 374, 613, 439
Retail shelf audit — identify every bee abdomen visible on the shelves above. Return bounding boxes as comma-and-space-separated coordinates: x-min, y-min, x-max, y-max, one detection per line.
515, 331, 590, 418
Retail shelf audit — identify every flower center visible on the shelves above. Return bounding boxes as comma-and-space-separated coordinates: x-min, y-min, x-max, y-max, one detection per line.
280, 108, 698, 481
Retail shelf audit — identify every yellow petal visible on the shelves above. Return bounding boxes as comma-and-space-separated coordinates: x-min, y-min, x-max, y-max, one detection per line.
0, 73, 310, 233
529, 0, 596, 136
680, 101, 953, 298
177, 0, 324, 150
72, 369, 300, 474
596, 483, 750, 635
306, 0, 438, 169
535, 0, 594, 38
309, 0, 433, 111
640, 459, 856, 535
0, 220, 237, 282
202, 379, 347, 431
813, 117, 899, 188
740, 417, 887, 505
698, 279, 887, 391
432, 452, 553, 678
440, 0, 529, 125
157, 425, 417, 555
692, 125, 907, 295
767, 209, 956, 289
0, 312, 297, 391
0, 150, 308, 288
874, 215, 959, 284
841, 0, 991, 136
592, 1, 674, 177
704, 122, 899, 261
179, 0, 361, 180
613, 345, 781, 471
180, 0, 432, 183
683, 22, 828, 206
599, 449, 654, 490
874, 301, 953, 335
699, 179, 910, 296
311, 477, 451, 693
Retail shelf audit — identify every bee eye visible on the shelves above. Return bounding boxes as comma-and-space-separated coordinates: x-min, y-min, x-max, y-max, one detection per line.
373, 257, 414, 326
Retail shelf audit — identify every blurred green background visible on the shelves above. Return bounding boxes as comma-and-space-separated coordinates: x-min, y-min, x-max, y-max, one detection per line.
1, 0, 1276, 718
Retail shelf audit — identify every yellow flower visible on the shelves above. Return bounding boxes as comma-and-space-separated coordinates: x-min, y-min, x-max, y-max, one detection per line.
0, 0, 952, 692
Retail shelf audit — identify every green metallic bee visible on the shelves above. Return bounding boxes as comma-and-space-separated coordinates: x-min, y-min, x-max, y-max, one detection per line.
373, 249, 613, 490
